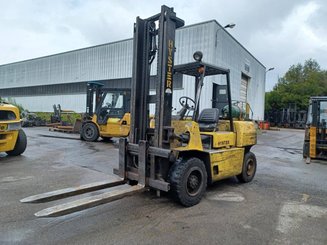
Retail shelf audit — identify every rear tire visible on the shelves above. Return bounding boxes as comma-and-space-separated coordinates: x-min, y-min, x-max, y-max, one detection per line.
169, 158, 207, 207
6, 129, 27, 156
81, 123, 99, 142
237, 152, 257, 183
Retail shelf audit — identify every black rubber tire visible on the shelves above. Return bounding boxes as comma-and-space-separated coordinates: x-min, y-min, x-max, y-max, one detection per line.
80, 133, 85, 141
237, 151, 257, 183
81, 123, 99, 142
169, 157, 207, 207
6, 129, 27, 156
303, 143, 308, 158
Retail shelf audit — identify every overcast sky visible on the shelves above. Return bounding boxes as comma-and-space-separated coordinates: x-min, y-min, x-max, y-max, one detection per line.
1, 0, 326, 91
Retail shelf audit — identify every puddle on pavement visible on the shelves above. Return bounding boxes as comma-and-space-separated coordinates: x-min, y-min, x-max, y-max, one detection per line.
206, 192, 245, 202
0, 176, 34, 183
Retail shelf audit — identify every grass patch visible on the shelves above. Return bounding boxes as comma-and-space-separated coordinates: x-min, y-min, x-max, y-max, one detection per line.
34, 112, 82, 125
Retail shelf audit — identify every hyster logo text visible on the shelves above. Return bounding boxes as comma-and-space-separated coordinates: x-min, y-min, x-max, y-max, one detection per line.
165, 39, 174, 94
218, 140, 230, 146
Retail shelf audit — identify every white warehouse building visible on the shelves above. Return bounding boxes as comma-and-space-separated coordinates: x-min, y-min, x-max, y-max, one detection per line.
0, 20, 266, 120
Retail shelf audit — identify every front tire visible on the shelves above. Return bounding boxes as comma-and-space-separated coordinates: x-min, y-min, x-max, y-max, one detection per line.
237, 152, 257, 183
169, 158, 207, 207
6, 129, 27, 156
81, 123, 99, 142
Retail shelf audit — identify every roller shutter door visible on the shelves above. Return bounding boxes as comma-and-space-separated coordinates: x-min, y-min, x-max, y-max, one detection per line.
240, 76, 248, 102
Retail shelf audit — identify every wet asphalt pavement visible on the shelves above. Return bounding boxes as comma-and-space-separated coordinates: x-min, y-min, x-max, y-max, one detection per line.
0, 127, 326, 245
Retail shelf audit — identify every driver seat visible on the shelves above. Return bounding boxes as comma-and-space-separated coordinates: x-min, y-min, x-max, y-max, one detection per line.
197, 108, 220, 132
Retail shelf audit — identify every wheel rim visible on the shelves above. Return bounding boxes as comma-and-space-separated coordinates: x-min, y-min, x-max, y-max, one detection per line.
246, 159, 255, 176
85, 125, 95, 139
186, 167, 203, 196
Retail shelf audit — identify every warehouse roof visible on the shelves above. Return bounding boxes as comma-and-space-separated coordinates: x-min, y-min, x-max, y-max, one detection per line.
0, 20, 265, 69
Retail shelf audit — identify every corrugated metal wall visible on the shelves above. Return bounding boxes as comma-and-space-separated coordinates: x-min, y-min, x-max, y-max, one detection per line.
0, 21, 266, 119
211, 21, 266, 120
0, 39, 133, 89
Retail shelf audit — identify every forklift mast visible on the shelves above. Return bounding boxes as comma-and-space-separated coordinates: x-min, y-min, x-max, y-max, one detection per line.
130, 5, 184, 148
86, 81, 105, 117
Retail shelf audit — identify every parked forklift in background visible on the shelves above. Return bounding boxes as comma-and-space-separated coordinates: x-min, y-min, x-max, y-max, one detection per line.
80, 82, 131, 141
50, 104, 76, 125
303, 96, 327, 163
0, 102, 27, 156
21, 5, 257, 217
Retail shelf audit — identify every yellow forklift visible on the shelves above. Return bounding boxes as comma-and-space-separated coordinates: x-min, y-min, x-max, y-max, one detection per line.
303, 96, 327, 163
0, 102, 27, 156
21, 5, 257, 217
80, 82, 131, 141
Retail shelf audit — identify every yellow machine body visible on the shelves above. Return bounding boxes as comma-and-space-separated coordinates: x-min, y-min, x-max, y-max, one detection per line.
0, 104, 21, 152
209, 148, 245, 181
171, 119, 256, 183
309, 126, 317, 158
92, 113, 131, 138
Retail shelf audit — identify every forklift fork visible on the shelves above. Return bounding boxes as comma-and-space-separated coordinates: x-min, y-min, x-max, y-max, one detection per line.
21, 181, 143, 217
20, 137, 173, 217
20, 139, 148, 217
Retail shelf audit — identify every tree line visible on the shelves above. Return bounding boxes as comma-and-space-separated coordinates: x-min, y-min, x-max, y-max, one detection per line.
265, 59, 327, 112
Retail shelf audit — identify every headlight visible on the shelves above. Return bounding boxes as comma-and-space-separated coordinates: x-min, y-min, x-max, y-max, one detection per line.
0, 124, 7, 131
7, 122, 21, 131
193, 51, 203, 62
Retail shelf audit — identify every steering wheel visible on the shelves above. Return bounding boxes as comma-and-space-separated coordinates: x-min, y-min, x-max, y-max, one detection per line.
179, 96, 196, 111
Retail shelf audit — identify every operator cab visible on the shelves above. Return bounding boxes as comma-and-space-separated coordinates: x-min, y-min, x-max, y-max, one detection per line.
96, 90, 130, 125
306, 97, 327, 127
173, 52, 235, 150
85, 82, 131, 125
174, 51, 233, 122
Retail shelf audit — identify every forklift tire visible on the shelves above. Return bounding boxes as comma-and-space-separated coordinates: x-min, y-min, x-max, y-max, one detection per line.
81, 123, 99, 142
237, 152, 257, 183
6, 129, 27, 156
303, 143, 308, 158
169, 158, 207, 207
